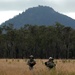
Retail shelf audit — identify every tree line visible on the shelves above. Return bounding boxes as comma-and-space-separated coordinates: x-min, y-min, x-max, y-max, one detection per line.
0, 23, 75, 59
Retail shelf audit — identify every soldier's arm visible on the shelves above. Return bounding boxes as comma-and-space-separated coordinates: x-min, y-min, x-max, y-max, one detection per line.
27, 60, 30, 65
34, 60, 36, 64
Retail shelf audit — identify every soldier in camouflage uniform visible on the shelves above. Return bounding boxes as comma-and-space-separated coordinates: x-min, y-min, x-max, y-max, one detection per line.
45, 57, 56, 69
27, 55, 36, 70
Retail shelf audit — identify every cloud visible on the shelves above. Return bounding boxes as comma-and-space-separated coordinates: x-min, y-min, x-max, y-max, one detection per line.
0, 11, 22, 24
0, 0, 75, 13
0, 0, 29, 11
49, 0, 75, 13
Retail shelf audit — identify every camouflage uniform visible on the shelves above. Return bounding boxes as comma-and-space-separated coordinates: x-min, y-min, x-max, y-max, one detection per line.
27, 55, 36, 70
45, 57, 56, 69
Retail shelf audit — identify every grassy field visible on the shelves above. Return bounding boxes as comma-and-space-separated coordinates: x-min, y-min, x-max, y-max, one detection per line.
0, 59, 75, 75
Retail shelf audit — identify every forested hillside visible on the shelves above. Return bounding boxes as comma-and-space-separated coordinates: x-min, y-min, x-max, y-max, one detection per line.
0, 23, 75, 59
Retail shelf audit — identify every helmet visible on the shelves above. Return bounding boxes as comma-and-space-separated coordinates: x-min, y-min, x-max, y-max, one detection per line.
49, 57, 53, 60
29, 55, 34, 58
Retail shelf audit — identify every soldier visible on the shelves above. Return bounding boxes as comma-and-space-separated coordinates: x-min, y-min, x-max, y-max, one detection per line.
45, 57, 56, 69
27, 55, 36, 70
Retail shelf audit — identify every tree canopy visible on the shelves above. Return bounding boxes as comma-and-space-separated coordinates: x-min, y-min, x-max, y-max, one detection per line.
0, 23, 75, 59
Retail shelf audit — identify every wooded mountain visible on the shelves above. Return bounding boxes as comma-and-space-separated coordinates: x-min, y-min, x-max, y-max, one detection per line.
1, 5, 75, 28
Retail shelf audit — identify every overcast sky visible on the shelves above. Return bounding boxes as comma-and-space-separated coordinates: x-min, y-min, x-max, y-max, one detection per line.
0, 0, 75, 24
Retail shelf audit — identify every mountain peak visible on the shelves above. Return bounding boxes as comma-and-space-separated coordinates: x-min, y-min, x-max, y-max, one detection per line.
1, 6, 75, 28
25, 5, 55, 14
38, 5, 55, 11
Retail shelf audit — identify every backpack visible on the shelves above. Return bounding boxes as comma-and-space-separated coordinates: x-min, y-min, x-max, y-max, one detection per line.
45, 61, 56, 68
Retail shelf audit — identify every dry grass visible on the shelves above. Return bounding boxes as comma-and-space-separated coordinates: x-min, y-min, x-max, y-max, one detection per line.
0, 59, 75, 75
